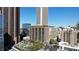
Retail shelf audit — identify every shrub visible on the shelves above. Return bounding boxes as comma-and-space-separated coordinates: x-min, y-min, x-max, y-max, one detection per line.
30, 40, 44, 51
49, 39, 57, 44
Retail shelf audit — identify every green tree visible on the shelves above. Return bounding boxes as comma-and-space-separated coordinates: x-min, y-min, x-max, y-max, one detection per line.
30, 40, 44, 51
49, 39, 57, 44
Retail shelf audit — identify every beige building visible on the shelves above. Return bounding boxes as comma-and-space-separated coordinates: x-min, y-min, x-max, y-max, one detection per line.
3, 7, 20, 43
0, 7, 20, 50
36, 7, 48, 25
30, 25, 49, 42
30, 7, 49, 43
49, 26, 58, 40
48, 26, 79, 46
0, 7, 20, 43
59, 28, 78, 46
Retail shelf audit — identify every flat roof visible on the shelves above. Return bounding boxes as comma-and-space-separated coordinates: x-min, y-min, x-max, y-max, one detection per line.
59, 42, 79, 50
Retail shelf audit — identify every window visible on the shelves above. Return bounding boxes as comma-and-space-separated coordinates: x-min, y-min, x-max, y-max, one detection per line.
35, 28, 37, 40
42, 28, 44, 42
39, 28, 41, 41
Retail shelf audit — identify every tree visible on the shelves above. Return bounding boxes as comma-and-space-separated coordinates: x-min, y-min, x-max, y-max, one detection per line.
20, 30, 26, 41
4, 33, 15, 51
56, 36, 61, 42
30, 40, 44, 51
49, 39, 57, 44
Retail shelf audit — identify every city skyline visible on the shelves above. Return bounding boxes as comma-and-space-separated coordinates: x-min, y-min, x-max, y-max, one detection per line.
0, 7, 79, 51
20, 7, 79, 28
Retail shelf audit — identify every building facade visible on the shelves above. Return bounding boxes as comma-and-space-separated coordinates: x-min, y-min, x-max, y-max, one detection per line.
36, 7, 48, 25
30, 25, 49, 42
49, 27, 79, 47
3, 7, 20, 44
30, 7, 49, 43
49, 26, 58, 40
0, 7, 20, 50
22, 23, 31, 36
58, 28, 78, 47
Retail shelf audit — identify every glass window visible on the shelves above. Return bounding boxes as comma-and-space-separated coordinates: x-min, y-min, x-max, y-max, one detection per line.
32, 28, 34, 40
39, 28, 41, 41
35, 28, 37, 40
42, 28, 44, 42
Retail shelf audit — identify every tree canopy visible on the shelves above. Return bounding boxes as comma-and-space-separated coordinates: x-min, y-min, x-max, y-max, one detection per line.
49, 39, 57, 44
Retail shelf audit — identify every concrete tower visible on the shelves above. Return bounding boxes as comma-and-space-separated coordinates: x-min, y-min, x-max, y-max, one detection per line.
0, 7, 20, 50
30, 7, 49, 43
36, 7, 48, 25
3, 7, 20, 44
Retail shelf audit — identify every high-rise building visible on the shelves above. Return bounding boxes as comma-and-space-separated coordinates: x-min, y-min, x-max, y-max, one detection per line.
36, 7, 48, 25
22, 23, 31, 36
0, 7, 20, 50
4, 7, 20, 43
30, 7, 49, 43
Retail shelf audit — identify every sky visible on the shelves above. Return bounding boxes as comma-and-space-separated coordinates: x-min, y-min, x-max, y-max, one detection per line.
20, 7, 79, 28
20, 7, 36, 28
